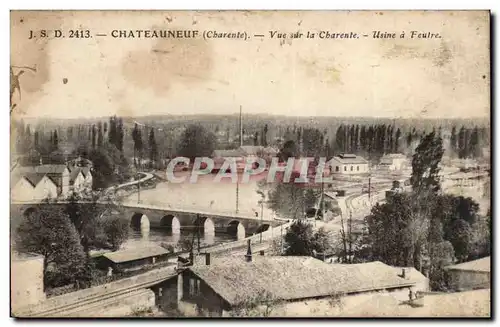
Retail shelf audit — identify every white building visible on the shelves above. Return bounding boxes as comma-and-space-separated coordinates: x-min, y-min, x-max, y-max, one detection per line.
11, 164, 92, 202
444, 257, 490, 291
11, 252, 46, 314
330, 154, 369, 175
379, 153, 408, 171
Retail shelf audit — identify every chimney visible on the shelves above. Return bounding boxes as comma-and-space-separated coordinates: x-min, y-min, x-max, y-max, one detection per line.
205, 252, 211, 266
245, 239, 252, 262
401, 268, 407, 279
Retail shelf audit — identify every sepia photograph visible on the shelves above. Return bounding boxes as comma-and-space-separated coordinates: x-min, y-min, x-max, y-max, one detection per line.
9, 10, 491, 318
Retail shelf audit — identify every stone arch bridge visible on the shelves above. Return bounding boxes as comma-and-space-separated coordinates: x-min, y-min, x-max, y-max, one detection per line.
10, 202, 279, 238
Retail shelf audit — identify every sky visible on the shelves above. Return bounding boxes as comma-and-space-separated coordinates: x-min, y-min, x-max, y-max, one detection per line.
10, 10, 490, 119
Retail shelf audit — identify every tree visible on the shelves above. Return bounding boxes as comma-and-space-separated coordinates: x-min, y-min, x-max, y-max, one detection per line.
97, 122, 104, 147
64, 190, 128, 253
283, 220, 332, 256
262, 124, 268, 147
450, 126, 457, 157
410, 131, 444, 195
446, 219, 472, 263
132, 123, 143, 167
176, 124, 216, 160
101, 216, 129, 251
394, 128, 402, 153
457, 126, 467, 158
302, 128, 323, 158
91, 124, 97, 149
15, 206, 87, 289
52, 129, 59, 152
278, 140, 297, 162
149, 128, 158, 168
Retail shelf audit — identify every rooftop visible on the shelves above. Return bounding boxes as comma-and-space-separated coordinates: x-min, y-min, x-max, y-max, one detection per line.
444, 257, 490, 273
331, 154, 368, 164
381, 153, 407, 159
102, 245, 170, 264
187, 256, 422, 306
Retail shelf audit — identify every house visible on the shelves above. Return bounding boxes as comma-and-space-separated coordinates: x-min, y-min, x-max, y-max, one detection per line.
170, 242, 428, 317
68, 166, 93, 192
11, 165, 69, 201
95, 245, 173, 273
11, 163, 93, 202
330, 154, 369, 175
379, 153, 408, 171
211, 149, 246, 172
444, 256, 490, 291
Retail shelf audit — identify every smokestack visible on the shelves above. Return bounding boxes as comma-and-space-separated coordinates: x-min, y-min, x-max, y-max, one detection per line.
205, 252, 211, 266
245, 239, 252, 262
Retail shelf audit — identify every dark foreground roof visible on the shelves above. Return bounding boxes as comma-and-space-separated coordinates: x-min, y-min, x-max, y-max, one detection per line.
187, 256, 422, 306
102, 245, 169, 264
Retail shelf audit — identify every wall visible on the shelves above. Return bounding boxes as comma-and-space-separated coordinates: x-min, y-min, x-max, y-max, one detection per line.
61, 169, 70, 196
33, 176, 58, 200
332, 163, 369, 175
11, 178, 34, 202
447, 270, 490, 291
231, 286, 425, 317
11, 254, 46, 314
15, 265, 176, 317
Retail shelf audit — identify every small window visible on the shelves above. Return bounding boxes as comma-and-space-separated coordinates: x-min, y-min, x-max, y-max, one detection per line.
350, 166, 353, 171
357, 166, 359, 171
335, 166, 339, 172
344, 166, 346, 171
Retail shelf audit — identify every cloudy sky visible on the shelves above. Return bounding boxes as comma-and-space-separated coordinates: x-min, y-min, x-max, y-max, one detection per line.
10, 10, 490, 119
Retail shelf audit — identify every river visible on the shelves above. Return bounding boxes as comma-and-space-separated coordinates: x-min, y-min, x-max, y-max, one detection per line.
122, 227, 240, 250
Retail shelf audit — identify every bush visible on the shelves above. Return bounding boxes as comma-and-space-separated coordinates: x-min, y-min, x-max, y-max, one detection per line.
101, 217, 129, 251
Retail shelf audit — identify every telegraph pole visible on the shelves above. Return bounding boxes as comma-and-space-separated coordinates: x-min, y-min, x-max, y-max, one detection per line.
236, 181, 239, 214
368, 176, 371, 201
137, 182, 141, 204
260, 201, 264, 243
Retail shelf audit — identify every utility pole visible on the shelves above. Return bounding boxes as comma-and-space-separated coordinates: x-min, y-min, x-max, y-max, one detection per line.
368, 176, 371, 200
260, 201, 264, 243
137, 183, 141, 204
197, 214, 201, 254
236, 180, 239, 214
280, 223, 284, 254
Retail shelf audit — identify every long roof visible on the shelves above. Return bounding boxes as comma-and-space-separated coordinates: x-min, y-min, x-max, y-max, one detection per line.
444, 257, 490, 273
187, 256, 421, 306
102, 245, 169, 264
331, 155, 368, 164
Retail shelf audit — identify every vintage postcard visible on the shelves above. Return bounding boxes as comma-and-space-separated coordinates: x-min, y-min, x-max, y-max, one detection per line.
10, 10, 491, 318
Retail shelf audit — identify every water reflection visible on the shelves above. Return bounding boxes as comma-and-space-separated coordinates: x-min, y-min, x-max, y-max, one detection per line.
124, 227, 238, 250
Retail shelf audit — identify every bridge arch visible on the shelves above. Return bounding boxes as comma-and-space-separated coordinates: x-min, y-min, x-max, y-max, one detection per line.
160, 215, 181, 234
130, 212, 150, 232
227, 220, 246, 239
255, 224, 271, 235
194, 216, 215, 235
